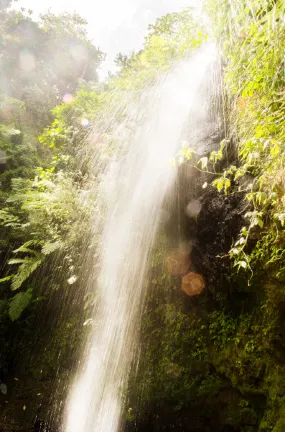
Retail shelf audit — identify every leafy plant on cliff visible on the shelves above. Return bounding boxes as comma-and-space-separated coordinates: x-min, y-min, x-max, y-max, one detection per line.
177, 1, 285, 282
205, 0, 285, 278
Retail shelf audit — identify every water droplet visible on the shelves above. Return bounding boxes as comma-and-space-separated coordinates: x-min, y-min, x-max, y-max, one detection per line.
67, 276, 78, 285
0, 383, 7, 395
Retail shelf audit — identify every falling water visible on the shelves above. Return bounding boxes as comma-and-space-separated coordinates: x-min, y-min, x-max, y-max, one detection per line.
65, 45, 215, 432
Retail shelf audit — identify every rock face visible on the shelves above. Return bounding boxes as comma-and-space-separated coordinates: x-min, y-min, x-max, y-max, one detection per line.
166, 249, 191, 276
181, 272, 205, 296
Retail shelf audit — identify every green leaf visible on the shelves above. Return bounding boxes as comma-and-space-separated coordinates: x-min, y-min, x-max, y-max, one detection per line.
0, 275, 14, 283
42, 241, 63, 255
9, 289, 33, 321
256, 192, 266, 204
212, 178, 224, 193
11, 258, 42, 291
13, 240, 42, 256
183, 146, 195, 160
270, 142, 280, 158
8, 259, 26, 265
224, 178, 231, 194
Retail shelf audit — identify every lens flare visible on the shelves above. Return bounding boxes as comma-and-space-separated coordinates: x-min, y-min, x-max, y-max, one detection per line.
81, 118, 89, 127
63, 93, 73, 104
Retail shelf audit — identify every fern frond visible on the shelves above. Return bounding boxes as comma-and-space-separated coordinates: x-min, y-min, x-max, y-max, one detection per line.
0, 211, 21, 228
9, 289, 33, 321
4, 222, 22, 228
0, 275, 14, 283
13, 247, 41, 257
8, 259, 27, 265
10, 178, 32, 193
42, 240, 63, 255
13, 240, 43, 254
11, 258, 43, 291
20, 240, 42, 248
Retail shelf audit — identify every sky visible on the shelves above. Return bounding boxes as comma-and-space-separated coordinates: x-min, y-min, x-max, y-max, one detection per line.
16, 0, 201, 78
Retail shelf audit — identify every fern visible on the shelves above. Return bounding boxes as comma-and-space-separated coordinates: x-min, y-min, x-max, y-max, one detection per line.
9, 289, 33, 321
13, 240, 42, 257
42, 240, 63, 255
8, 258, 27, 265
5, 240, 46, 291
6, 240, 63, 292
9, 257, 42, 291
0, 210, 21, 228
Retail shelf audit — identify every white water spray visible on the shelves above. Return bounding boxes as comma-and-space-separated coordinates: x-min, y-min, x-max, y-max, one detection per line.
65, 45, 215, 432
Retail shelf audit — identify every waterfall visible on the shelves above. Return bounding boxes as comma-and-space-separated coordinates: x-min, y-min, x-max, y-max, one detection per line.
64, 44, 215, 432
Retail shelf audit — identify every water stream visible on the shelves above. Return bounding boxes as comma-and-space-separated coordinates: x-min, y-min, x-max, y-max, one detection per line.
65, 45, 215, 432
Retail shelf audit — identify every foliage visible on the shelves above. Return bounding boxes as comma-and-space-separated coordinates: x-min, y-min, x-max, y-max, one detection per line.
201, 0, 285, 281
37, 8, 209, 189
0, 167, 93, 318
0, 4, 103, 326
0, 5, 104, 194
0, 7, 103, 126
9, 288, 33, 321
38, 86, 102, 175
108, 8, 208, 91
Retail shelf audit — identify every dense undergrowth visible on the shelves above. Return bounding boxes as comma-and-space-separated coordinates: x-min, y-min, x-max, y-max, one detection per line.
206, 0, 285, 282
